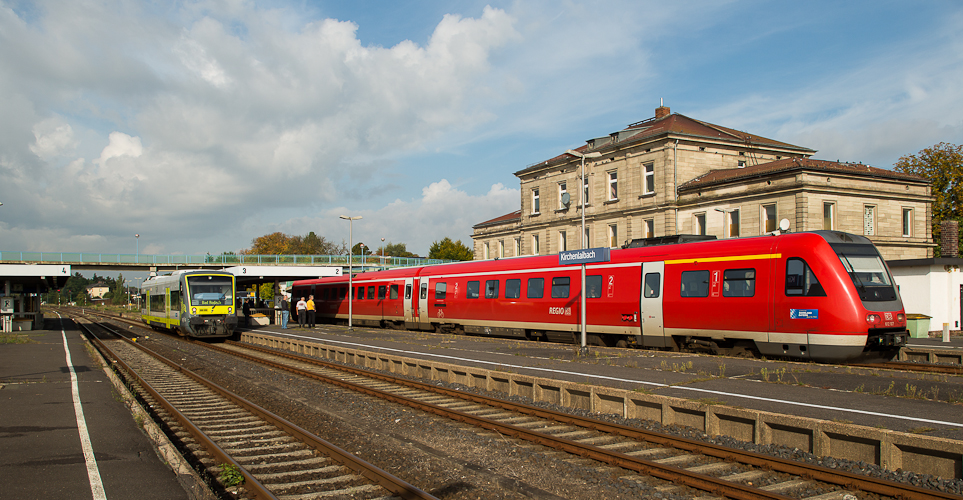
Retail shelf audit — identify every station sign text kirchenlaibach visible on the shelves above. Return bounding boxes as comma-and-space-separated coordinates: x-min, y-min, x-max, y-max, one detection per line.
558, 247, 611, 265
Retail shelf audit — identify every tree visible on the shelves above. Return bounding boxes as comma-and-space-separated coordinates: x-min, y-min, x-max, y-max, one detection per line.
894, 142, 963, 256
351, 242, 372, 256
428, 237, 473, 261
111, 273, 127, 305
247, 231, 341, 255
378, 242, 417, 258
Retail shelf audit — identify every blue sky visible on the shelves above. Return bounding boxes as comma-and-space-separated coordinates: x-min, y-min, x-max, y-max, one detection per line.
1, 0, 961, 258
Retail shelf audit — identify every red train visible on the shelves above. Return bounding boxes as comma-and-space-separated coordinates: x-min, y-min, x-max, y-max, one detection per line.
291, 231, 909, 362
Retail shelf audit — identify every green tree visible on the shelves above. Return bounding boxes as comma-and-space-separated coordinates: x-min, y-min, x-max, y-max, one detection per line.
351, 242, 372, 256
894, 142, 963, 256
428, 237, 473, 261
378, 242, 417, 258
111, 273, 127, 305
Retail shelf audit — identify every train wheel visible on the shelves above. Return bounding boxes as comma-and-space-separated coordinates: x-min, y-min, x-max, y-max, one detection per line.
615, 339, 628, 349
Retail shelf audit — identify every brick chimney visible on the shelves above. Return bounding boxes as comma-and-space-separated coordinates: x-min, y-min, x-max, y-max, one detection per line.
655, 105, 671, 119
942, 220, 959, 257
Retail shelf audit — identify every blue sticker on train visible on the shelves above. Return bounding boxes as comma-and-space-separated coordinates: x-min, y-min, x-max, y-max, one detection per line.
790, 309, 818, 319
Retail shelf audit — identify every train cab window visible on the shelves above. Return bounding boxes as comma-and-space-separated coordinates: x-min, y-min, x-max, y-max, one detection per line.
420, 282, 428, 299
786, 258, 826, 296
357, 287, 364, 300
505, 279, 521, 299
467, 281, 480, 299
551, 277, 570, 298
644, 273, 661, 298
723, 269, 756, 297
527, 278, 544, 298
405, 284, 412, 300
390, 284, 399, 300
680, 270, 710, 297
435, 282, 447, 299
485, 280, 499, 299
586, 275, 602, 298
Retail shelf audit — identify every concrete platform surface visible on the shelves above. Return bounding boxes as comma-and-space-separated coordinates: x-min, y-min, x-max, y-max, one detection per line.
0, 316, 190, 499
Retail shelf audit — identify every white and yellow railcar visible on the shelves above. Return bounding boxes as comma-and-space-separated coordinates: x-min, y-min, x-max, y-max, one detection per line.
140, 270, 237, 338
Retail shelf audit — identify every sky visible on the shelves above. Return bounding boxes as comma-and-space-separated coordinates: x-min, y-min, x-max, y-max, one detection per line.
1, 0, 962, 259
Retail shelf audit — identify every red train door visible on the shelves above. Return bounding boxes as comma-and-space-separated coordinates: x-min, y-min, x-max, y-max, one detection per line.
403, 278, 415, 327
640, 262, 667, 347
417, 277, 431, 330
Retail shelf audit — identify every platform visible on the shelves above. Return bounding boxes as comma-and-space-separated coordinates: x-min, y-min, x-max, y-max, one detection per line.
0, 316, 191, 499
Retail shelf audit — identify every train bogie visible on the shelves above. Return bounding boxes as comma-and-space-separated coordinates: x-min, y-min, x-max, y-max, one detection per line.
293, 231, 909, 363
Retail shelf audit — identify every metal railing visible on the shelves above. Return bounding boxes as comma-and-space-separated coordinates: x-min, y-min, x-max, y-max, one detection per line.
0, 251, 451, 268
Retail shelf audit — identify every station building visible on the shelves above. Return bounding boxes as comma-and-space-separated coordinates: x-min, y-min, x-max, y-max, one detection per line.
472, 105, 934, 262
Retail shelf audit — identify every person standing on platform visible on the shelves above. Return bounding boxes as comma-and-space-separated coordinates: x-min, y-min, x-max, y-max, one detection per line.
307, 295, 316, 328
296, 296, 307, 328
279, 294, 290, 329
242, 299, 251, 327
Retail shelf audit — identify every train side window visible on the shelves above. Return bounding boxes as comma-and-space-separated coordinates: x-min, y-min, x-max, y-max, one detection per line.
551, 277, 570, 298
357, 287, 364, 300
321, 289, 329, 301
527, 278, 544, 298
467, 281, 480, 299
485, 280, 499, 299
786, 258, 826, 296
170, 291, 181, 310
390, 284, 399, 300
367, 286, 375, 299
341, 287, 348, 299
405, 284, 412, 300
644, 273, 660, 298
378, 286, 386, 299
505, 279, 521, 299
586, 275, 602, 298
435, 282, 447, 299
723, 269, 756, 297
680, 270, 710, 297
420, 282, 428, 299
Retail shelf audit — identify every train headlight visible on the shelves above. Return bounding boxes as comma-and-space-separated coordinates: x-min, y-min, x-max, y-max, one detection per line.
866, 314, 881, 325
228, 307, 233, 314
897, 313, 906, 323
191, 307, 197, 315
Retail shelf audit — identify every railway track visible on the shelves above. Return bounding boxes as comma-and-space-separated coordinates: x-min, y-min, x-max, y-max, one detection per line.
211, 339, 960, 500
849, 360, 963, 375
78, 318, 435, 500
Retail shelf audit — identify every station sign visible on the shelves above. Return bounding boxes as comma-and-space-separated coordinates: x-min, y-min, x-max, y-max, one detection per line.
559, 247, 611, 266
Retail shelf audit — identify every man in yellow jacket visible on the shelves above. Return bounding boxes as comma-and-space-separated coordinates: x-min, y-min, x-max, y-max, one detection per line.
306, 295, 316, 328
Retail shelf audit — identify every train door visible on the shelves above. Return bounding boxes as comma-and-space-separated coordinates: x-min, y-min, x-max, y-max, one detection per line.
418, 277, 431, 330
403, 278, 415, 326
640, 262, 666, 347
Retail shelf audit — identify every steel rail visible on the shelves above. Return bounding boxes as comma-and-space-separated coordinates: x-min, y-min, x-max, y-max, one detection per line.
225, 340, 963, 500
80, 320, 436, 500
850, 361, 963, 375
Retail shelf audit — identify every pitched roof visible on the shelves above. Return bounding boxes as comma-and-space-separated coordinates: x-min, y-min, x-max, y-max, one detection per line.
515, 112, 815, 177
473, 210, 521, 229
679, 158, 926, 191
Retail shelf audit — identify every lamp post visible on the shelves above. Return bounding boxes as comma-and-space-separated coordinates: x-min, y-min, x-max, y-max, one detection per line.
381, 237, 386, 268
339, 215, 362, 330
135, 234, 139, 263
565, 149, 602, 354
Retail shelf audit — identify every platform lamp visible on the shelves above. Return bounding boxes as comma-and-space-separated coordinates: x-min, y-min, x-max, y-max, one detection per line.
565, 149, 602, 354
135, 234, 139, 264
339, 215, 362, 330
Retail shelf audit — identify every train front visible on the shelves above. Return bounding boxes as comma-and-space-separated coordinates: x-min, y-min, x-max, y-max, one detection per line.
181, 272, 237, 338
828, 235, 909, 360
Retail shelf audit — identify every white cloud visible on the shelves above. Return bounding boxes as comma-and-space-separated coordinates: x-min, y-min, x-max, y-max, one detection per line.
30, 118, 77, 160
95, 132, 143, 166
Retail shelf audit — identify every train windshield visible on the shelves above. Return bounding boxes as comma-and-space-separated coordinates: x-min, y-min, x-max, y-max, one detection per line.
831, 244, 898, 302
186, 275, 233, 306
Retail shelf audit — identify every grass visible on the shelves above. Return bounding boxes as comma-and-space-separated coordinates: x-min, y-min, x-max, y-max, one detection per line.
0, 333, 34, 344
217, 463, 245, 487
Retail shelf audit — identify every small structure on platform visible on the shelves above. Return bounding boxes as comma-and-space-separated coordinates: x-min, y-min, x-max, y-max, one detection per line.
889, 221, 962, 336
0, 264, 71, 332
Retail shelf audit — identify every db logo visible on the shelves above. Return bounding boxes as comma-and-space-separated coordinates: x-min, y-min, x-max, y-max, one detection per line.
884, 312, 893, 320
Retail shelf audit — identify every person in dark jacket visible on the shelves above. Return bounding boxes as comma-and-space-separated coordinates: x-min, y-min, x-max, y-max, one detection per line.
241, 299, 251, 327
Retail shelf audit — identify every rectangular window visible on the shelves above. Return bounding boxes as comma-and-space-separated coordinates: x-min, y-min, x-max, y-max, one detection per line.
505, 279, 521, 299
170, 290, 181, 311
435, 282, 447, 299
694, 213, 706, 236
643, 273, 660, 298
583, 175, 590, 206
902, 208, 913, 237
586, 275, 602, 298
558, 181, 568, 209
681, 270, 710, 297
559, 231, 567, 252
322, 288, 329, 300
608, 171, 618, 200
644, 219, 654, 239
367, 286, 375, 299
532, 234, 540, 255
405, 284, 411, 299
499, 240, 505, 258
609, 224, 618, 248
584, 226, 590, 248
485, 280, 499, 299
527, 278, 544, 298
728, 210, 740, 238
532, 188, 540, 214
420, 282, 427, 299
483, 242, 489, 260
357, 287, 365, 300
823, 202, 835, 230
643, 162, 655, 194
466, 281, 480, 299
390, 284, 399, 300
763, 204, 776, 233
723, 269, 756, 297
863, 205, 876, 236
551, 276, 570, 298
514, 237, 520, 256
378, 286, 386, 300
